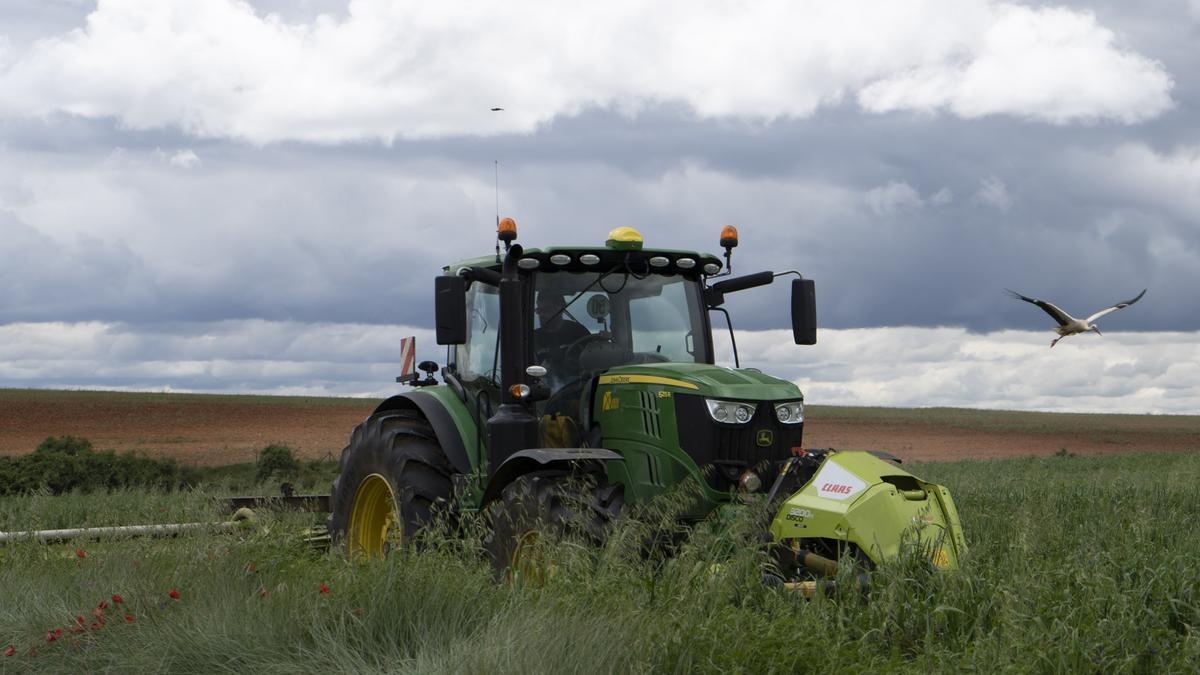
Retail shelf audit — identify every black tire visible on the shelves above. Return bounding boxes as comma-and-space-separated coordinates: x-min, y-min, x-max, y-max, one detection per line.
483, 468, 625, 580
328, 409, 455, 555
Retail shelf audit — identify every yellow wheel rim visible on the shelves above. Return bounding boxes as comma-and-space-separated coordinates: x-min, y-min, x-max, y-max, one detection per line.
348, 473, 399, 560
509, 529, 555, 585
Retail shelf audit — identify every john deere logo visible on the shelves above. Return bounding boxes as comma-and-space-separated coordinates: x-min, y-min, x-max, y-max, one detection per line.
756, 430, 773, 447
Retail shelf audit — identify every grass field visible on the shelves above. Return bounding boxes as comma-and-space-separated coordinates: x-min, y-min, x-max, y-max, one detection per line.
2, 451, 1198, 673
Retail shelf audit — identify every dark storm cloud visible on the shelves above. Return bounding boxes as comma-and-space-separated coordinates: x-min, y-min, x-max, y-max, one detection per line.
2, 101, 1197, 334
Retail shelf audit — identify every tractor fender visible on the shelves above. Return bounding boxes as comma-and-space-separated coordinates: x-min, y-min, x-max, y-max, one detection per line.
372, 391, 472, 475
480, 448, 624, 507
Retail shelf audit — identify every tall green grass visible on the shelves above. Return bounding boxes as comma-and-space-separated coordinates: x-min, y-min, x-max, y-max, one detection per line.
2, 452, 1198, 673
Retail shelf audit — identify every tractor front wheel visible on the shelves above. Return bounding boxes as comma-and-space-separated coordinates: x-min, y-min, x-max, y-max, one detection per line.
483, 468, 624, 582
327, 409, 454, 560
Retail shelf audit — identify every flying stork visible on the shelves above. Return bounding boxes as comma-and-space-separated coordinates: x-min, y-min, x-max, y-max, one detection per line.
1005, 288, 1147, 347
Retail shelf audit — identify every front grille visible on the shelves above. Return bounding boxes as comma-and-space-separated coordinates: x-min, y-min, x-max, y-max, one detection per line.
675, 394, 804, 492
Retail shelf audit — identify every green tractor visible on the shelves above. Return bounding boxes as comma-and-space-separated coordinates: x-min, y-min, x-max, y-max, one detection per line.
328, 221, 966, 589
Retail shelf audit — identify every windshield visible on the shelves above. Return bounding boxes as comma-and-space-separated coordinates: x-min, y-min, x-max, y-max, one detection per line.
533, 270, 708, 387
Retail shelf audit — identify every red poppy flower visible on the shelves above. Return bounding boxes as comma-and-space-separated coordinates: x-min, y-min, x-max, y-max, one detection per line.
46, 631, 57, 643
4, 646, 15, 657
53, 628, 63, 638
76, 615, 86, 625
92, 608, 105, 621
318, 582, 330, 594
168, 589, 180, 600
89, 622, 101, 631
124, 614, 134, 623
111, 594, 124, 604
75, 548, 86, 559
97, 600, 109, 611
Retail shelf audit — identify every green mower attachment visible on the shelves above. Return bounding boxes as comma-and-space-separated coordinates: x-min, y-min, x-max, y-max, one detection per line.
763, 449, 967, 593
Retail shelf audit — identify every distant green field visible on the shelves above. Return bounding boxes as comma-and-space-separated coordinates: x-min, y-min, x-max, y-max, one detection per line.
2, 452, 1198, 673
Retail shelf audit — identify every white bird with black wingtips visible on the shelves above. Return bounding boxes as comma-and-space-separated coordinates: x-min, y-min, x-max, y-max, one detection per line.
1005, 288, 1147, 348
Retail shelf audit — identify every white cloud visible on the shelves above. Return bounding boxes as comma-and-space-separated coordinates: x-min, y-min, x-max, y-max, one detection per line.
0, 320, 437, 398
0, 1, 1173, 143
864, 181, 923, 216
973, 175, 1013, 211
168, 149, 201, 169
717, 327, 1200, 414
930, 187, 954, 205
3, 321, 1196, 413
857, 4, 1173, 124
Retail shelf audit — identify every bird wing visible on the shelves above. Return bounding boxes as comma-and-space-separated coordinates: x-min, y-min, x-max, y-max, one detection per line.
1005, 289, 1075, 326
1085, 289, 1147, 323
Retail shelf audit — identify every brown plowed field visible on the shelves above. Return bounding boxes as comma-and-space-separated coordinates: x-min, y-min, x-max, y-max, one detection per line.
1, 389, 1196, 465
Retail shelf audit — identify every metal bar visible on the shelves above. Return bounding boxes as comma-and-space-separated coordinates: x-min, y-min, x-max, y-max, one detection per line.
225, 494, 330, 512
0, 521, 238, 545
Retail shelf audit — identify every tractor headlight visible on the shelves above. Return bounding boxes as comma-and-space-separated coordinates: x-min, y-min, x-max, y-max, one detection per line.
774, 401, 804, 424
705, 399, 755, 424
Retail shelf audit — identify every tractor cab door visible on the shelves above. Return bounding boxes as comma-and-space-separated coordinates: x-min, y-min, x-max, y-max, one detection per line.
455, 281, 503, 418
532, 283, 613, 447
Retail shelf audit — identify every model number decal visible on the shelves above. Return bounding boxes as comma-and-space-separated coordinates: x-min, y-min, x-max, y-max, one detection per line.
786, 508, 813, 521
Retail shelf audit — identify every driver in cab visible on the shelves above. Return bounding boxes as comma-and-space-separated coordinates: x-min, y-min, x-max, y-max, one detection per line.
533, 293, 591, 387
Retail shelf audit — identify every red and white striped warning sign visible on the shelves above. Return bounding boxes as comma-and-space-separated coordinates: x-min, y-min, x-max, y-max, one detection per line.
398, 336, 417, 382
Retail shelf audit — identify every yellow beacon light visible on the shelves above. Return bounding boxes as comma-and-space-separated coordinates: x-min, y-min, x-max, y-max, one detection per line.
605, 226, 644, 251
498, 217, 518, 243
720, 225, 739, 249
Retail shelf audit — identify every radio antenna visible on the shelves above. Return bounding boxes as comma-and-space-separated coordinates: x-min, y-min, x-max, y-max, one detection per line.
494, 160, 501, 262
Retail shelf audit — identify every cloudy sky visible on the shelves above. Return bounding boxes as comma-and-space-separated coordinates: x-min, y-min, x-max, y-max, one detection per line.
1, 0, 1198, 413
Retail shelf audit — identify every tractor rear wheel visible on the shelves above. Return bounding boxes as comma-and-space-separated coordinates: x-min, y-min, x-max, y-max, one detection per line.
328, 409, 454, 560
483, 468, 625, 581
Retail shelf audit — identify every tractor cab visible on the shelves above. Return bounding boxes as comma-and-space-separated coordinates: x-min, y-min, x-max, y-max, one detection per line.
447, 236, 717, 448
440, 224, 815, 456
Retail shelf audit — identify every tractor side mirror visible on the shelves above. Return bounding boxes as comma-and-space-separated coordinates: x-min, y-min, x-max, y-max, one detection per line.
435, 275, 467, 345
791, 278, 816, 345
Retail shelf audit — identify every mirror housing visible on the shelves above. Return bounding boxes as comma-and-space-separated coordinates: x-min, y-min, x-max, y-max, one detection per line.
435, 275, 467, 345
791, 278, 816, 345
706, 270, 774, 307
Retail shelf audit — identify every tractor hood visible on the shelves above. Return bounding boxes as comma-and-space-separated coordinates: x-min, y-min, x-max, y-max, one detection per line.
598, 363, 803, 401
